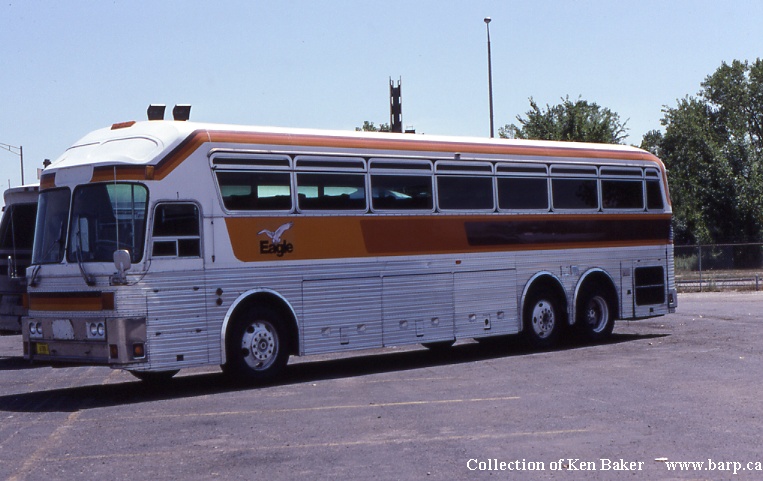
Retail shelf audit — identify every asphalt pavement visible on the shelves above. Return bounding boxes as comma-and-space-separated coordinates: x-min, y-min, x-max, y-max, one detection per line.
1, 291, 762, 480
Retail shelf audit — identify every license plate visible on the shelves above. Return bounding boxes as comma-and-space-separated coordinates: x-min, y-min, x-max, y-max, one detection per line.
35, 343, 50, 355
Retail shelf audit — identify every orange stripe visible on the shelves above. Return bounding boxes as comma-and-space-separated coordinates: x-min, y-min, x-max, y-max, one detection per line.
29, 292, 115, 312
226, 214, 672, 262
154, 129, 666, 183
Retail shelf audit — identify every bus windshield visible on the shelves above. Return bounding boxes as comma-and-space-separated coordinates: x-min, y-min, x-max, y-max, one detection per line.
67, 183, 148, 264
32, 188, 70, 265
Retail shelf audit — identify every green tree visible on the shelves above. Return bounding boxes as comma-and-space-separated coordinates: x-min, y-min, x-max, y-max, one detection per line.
356, 121, 390, 132
642, 59, 763, 246
500, 96, 628, 144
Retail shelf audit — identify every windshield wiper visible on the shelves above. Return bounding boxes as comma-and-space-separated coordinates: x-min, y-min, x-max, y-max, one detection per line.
74, 219, 95, 286
29, 223, 65, 287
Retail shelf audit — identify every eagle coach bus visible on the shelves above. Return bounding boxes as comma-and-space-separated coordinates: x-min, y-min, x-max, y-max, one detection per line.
23, 112, 677, 382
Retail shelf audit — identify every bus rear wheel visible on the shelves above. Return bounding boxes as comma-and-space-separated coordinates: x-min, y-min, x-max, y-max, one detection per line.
225, 306, 289, 383
522, 292, 563, 349
576, 288, 615, 342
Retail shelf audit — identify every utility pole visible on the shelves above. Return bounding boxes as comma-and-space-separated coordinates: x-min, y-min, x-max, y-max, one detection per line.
484, 17, 495, 138
0, 142, 24, 185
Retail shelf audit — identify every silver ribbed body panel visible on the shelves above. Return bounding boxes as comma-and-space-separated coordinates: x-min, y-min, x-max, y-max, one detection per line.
26, 244, 673, 371
381, 273, 454, 347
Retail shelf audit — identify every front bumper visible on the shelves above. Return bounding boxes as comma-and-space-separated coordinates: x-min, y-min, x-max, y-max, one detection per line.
23, 316, 147, 365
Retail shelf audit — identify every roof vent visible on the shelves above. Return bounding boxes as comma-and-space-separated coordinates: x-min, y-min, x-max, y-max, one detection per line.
173, 104, 191, 121
147, 104, 166, 121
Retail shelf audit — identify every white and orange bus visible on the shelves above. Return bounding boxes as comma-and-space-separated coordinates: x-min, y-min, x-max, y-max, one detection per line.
23, 110, 677, 382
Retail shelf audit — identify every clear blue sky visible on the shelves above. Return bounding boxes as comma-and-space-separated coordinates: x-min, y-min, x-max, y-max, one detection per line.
1, 0, 762, 195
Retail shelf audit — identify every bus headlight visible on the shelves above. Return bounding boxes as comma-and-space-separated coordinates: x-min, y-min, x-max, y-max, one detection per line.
87, 321, 106, 340
28, 321, 43, 339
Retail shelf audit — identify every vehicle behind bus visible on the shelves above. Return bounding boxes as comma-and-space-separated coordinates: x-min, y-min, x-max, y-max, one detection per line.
0, 185, 38, 334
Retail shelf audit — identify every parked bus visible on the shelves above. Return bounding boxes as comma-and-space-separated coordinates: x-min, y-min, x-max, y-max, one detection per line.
23, 113, 676, 382
0, 184, 38, 334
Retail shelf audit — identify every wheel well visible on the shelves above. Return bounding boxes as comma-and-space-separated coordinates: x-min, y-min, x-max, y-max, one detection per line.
575, 271, 619, 323
224, 291, 299, 360
522, 274, 568, 326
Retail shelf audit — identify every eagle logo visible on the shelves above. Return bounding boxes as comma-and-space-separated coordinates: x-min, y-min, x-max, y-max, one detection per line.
258, 222, 293, 244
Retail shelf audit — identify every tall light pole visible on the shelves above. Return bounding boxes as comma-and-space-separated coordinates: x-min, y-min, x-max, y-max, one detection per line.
484, 17, 495, 138
0, 142, 24, 185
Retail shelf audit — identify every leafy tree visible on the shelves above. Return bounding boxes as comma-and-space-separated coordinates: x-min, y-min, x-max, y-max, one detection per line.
500, 96, 628, 144
356, 121, 391, 132
642, 59, 763, 246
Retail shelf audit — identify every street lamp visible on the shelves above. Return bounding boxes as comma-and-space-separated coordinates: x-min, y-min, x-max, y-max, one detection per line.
484, 17, 495, 138
0, 142, 24, 185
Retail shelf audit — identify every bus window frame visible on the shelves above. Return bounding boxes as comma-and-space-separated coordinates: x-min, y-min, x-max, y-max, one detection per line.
599, 167, 645, 212
295, 155, 368, 214
369, 158, 434, 214
550, 164, 600, 212
434, 161, 495, 213
495, 162, 550, 213
645, 168, 666, 212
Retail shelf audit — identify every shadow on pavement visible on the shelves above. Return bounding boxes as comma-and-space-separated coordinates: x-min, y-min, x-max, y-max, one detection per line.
0, 331, 667, 413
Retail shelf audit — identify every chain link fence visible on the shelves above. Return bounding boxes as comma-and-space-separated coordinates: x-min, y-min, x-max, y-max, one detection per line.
675, 243, 763, 292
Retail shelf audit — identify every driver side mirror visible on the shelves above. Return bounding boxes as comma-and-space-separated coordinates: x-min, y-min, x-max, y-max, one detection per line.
112, 249, 131, 285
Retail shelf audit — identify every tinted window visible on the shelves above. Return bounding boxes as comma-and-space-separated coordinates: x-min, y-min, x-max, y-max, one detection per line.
216, 171, 291, 211
552, 178, 598, 210
371, 175, 433, 210
297, 173, 366, 211
437, 176, 494, 210
602, 180, 644, 209
497, 177, 549, 210
0, 203, 37, 249
646, 180, 664, 210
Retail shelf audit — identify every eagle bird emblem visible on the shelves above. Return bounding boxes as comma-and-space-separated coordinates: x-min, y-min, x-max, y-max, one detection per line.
258, 222, 293, 244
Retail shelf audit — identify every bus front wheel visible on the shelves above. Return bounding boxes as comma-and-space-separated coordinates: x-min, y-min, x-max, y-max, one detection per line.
225, 306, 289, 383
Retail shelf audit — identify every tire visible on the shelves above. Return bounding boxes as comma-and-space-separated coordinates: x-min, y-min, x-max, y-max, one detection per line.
224, 306, 289, 383
522, 291, 563, 350
576, 287, 615, 342
129, 369, 179, 383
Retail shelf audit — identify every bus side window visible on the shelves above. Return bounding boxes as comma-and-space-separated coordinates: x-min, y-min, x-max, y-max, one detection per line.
297, 173, 366, 211
551, 178, 598, 210
216, 171, 292, 212
497, 177, 549, 210
370, 174, 433, 211
152, 203, 201, 258
436, 176, 494, 211
601, 179, 644, 210
646, 179, 664, 210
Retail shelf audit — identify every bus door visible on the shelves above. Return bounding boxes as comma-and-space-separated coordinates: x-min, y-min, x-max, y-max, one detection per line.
145, 202, 209, 367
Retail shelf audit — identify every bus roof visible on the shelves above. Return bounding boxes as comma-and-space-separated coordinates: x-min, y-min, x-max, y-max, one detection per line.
43, 120, 663, 186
